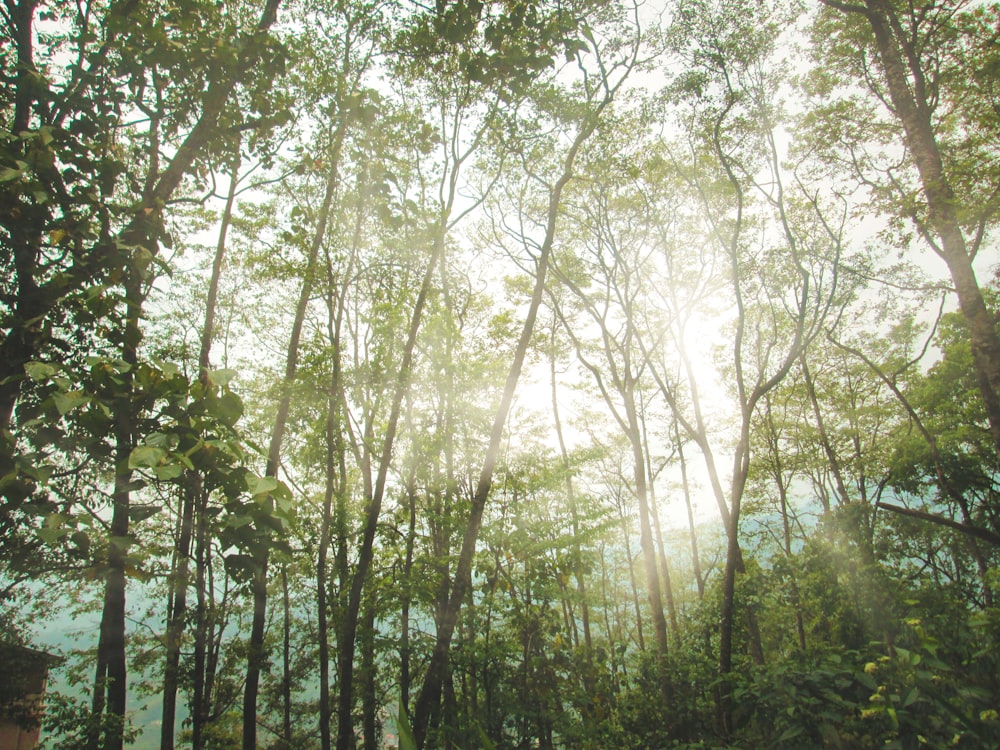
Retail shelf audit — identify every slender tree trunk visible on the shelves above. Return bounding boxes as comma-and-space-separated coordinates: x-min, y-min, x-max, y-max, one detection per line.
549, 324, 593, 653
205, 580, 227, 722
276, 567, 291, 747
361, 600, 378, 750
718, 427, 763, 677
778, 477, 807, 652
243, 553, 269, 749
597, 544, 620, 691
335, 224, 447, 750
198, 147, 241, 379
400, 472, 418, 710
246, 125, 346, 750
549, 320, 596, 704
764, 394, 808, 652
643, 417, 679, 643
800, 356, 851, 511
89, 265, 143, 750
619, 505, 646, 653
159, 478, 197, 750
161, 145, 240, 750
317, 391, 340, 750
190, 486, 213, 750
410, 82, 623, 744
318, 402, 336, 750
675, 425, 704, 598
318, 210, 355, 750
624, 399, 671, 685
649, 484, 679, 644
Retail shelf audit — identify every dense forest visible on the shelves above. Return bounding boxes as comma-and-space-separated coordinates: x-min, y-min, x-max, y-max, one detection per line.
2, 0, 1000, 747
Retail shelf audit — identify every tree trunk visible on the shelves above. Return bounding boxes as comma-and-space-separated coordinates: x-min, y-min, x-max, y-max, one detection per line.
318, 209, 355, 750
410, 98, 614, 745
317, 397, 337, 750
619, 506, 646, 653
361, 600, 378, 750
245, 123, 346, 750
335, 224, 447, 750
89, 260, 143, 750
823, 0, 1000, 465
643, 418, 679, 644
281, 567, 293, 748
161, 145, 240, 750
400, 473, 418, 711
159, 478, 197, 750
800, 356, 851, 511
675, 425, 704, 599
549, 339, 593, 651
625, 399, 671, 681
190, 486, 213, 750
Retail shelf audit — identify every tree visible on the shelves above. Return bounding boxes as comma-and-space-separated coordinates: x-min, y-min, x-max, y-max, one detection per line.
549, 132, 676, 697
656, 0, 844, 729
811, 0, 1000, 465
410, 5, 644, 742
0, 0, 285, 450
1, 3, 291, 746
7, 2, 1000, 748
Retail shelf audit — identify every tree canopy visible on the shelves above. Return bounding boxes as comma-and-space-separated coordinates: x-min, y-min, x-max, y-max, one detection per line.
2, 0, 1000, 748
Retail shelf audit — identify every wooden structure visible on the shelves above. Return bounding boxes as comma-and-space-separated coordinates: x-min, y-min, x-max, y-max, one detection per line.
0, 644, 58, 750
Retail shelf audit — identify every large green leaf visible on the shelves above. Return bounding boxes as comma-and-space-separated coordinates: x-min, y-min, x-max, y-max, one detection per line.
128, 445, 167, 469
24, 361, 59, 381
208, 368, 238, 386
52, 390, 88, 415
397, 704, 417, 750
247, 474, 278, 497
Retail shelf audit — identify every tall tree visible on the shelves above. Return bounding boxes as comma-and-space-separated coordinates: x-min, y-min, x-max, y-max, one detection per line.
0, 0, 285, 447
812, 0, 1000, 464
410, 6, 644, 741
549, 143, 674, 695
659, 0, 843, 729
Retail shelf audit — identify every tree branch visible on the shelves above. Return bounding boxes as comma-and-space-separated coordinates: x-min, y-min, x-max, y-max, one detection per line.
876, 501, 1000, 547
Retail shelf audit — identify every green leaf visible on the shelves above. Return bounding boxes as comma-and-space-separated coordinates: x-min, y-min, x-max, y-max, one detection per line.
818, 723, 841, 746
24, 361, 58, 381
109, 535, 132, 552
257, 512, 284, 533
225, 513, 252, 530
128, 445, 167, 469
247, 474, 278, 497
53, 390, 88, 415
224, 553, 258, 582
216, 392, 244, 424
397, 704, 417, 750
275, 493, 294, 513
777, 725, 803, 742
22, 462, 53, 484
208, 368, 238, 386
37, 524, 67, 545
70, 530, 91, 555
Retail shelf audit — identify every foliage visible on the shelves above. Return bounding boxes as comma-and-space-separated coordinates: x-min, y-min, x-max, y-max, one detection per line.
2, 1, 1000, 749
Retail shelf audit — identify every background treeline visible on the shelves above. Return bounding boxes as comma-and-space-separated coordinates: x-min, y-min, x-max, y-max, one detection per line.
2, 0, 1000, 748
